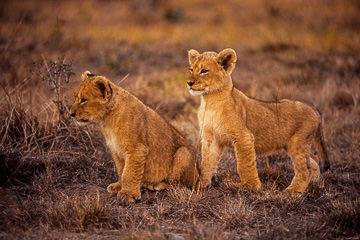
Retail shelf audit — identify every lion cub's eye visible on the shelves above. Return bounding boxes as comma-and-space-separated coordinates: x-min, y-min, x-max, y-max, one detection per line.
200, 69, 209, 75
79, 98, 87, 104
189, 68, 193, 73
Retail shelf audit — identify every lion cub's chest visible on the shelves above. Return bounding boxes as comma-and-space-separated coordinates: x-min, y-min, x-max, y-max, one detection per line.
199, 107, 232, 146
102, 127, 123, 155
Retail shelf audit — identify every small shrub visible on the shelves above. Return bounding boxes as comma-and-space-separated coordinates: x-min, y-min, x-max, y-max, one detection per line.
32, 56, 74, 117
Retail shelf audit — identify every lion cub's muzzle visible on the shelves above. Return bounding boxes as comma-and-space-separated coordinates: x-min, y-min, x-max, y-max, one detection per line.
187, 80, 204, 96
187, 80, 195, 87
69, 110, 89, 124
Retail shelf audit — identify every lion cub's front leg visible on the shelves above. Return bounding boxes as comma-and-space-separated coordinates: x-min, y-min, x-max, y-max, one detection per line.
117, 145, 147, 204
107, 153, 124, 194
200, 134, 223, 189
230, 130, 261, 190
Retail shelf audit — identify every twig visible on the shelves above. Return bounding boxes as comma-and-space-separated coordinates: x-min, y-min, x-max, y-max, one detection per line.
1, 106, 15, 147
118, 73, 130, 85
0, 77, 32, 103
84, 129, 96, 154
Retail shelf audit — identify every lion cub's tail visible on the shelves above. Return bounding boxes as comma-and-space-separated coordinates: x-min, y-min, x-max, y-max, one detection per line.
315, 122, 330, 171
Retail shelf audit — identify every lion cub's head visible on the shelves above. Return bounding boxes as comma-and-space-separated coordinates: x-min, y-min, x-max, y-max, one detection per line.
70, 71, 113, 124
187, 48, 237, 96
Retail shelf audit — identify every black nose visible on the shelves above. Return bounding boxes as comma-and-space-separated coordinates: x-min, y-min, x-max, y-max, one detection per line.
70, 112, 76, 117
187, 81, 194, 87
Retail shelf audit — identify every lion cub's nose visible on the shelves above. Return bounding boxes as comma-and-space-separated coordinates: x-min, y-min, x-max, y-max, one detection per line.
187, 81, 195, 87
70, 112, 76, 117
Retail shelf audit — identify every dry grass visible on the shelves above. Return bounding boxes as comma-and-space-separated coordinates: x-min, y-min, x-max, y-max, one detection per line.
1, 0, 359, 239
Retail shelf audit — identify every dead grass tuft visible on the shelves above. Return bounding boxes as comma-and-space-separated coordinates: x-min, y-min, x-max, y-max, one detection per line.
167, 186, 208, 205
45, 196, 109, 231
331, 90, 355, 110
325, 199, 360, 234
221, 198, 254, 230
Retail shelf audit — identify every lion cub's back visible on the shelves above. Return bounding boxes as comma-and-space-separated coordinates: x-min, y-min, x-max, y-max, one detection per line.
145, 107, 186, 150
139, 107, 188, 180
244, 97, 320, 154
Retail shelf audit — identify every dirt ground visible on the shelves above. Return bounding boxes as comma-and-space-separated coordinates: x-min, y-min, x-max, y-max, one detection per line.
0, 0, 359, 239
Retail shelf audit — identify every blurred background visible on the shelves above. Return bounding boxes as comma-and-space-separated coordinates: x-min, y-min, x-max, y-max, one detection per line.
1, 0, 359, 102
1, 0, 360, 140
2, 0, 360, 141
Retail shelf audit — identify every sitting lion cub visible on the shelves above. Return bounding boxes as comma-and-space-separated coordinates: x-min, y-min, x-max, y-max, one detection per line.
70, 71, 197, 203
187, 48, 330, 193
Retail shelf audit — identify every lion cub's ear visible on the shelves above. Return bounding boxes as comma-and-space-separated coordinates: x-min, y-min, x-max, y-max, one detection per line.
216, 48, 237, 74
188, 49, 200, 65
82, 70, 96, 81
94, 77, 113, 101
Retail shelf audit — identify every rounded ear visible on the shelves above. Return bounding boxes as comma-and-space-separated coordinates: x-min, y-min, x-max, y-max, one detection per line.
94, 77, 113, 100
188, 49, 200, 65
216, 48, 237, 74
81, 70, 95, 81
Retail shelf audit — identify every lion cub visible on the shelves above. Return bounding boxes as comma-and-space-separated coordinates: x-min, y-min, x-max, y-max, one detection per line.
70, 71, 197, 203
187, 48, 330, 193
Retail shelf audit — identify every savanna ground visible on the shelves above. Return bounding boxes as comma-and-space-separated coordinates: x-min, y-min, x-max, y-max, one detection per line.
0, 0, 359, 239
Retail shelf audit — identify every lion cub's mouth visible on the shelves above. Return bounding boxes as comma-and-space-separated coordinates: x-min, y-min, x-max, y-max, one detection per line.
75, 119, 89, 125
189, 87, 206, 96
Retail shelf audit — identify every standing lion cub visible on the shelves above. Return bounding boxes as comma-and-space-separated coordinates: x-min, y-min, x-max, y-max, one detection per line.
187, 48, 330, 193
70, 71, 197, 203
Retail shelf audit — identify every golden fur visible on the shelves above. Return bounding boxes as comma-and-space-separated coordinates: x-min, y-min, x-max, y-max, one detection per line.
187, 48, 330, 193
70, 71, 197, 203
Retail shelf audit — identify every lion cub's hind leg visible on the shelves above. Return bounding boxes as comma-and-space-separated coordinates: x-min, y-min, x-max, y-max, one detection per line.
170, 146, 197, 188
143, 182, 170, 191
308, 153, 320, 181
285, 137, 312, 193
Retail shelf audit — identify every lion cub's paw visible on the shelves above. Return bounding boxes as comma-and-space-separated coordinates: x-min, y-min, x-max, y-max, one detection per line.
241, 179, 261, 190
117, 190, 141, 205
107, 182, 122, 194
143, 182, 169, 191
142, 182, 154, 191
199, 178, 211, 190
308, 157, 320, 182
284, 185, 306, 193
